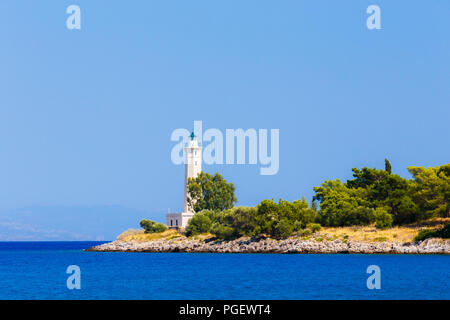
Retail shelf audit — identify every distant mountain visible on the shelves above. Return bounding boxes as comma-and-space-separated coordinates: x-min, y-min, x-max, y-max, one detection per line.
0, 205, 163, 241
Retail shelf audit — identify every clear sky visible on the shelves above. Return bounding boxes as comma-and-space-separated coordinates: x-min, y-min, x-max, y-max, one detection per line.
0, 1, 448, 239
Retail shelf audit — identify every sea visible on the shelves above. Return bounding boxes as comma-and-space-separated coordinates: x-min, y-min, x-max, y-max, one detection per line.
0, 241, 448, 300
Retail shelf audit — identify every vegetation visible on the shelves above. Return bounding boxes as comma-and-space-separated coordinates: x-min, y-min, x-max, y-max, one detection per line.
138, 161, 449, 242
119, 229, 182, 242
187, 198, 317, 240
314, 162, 449, 227
117, 228, 144, 240
187, 172, 237, 212
185, 210, 214, 236
414, 224, 450, 242
140, 219, 167, 234
307, 223, 322, 233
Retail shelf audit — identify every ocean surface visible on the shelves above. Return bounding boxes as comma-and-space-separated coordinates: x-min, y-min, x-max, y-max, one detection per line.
0, 241, 448, 300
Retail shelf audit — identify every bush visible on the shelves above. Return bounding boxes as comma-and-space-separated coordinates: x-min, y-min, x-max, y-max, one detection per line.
272, 219, 294, 238
298, 229, 312, 237
140, 219, 167, 234
185, 210, 214, 236
415, 224, 450, 242
307, 223, 322, 233
374, 208, 394, 229
344, 206, 376, 226
437, 224, 450, 238
210, 223, 236, 240
414, 229, 437, 242
319, 206, 376, 227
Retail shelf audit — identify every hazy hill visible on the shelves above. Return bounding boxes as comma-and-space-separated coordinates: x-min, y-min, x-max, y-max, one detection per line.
0, 205, 163, 241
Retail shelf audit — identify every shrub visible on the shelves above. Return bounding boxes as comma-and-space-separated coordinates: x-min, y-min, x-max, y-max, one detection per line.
140, 219, 167, 234
185, 210, 214, 236
272, 219, 294, 238
318, 205, 376, 227
437, 224, 450, 238
228, 206, 259, 236
414, 229, 436, 242
298, 229, 312, 237
210, 223, 236, 240
343, 206, 375, 226
373, 236, 387, 242
307, 223, 322, 233
374, 208, 393, 229
415, 224, 450, 242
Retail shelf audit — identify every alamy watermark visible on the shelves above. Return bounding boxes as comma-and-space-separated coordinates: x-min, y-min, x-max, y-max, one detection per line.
66, 5, 81, 30
366, 265, 381, 289
66, 265, 81, 290
65, 5, 379, 31
171, 121, 279, 175
367, 5, 381, 30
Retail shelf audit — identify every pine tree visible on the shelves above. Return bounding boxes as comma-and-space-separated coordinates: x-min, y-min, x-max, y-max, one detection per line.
385, 158, 392, 174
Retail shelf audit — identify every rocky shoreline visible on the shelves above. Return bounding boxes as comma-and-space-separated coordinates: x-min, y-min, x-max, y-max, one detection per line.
86, 237, 450, 254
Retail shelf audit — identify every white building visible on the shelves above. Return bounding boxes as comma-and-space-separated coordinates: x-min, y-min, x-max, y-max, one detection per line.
166, 132, 202, 228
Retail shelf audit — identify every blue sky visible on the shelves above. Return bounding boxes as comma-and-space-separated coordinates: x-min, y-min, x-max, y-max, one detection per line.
0, 1, 448, 239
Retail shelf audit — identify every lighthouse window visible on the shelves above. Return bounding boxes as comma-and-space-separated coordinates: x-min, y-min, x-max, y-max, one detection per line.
176, 220, 178, 226
170, 220, 173, 226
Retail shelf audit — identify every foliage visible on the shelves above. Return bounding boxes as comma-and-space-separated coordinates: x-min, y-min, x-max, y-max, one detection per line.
187, 172, 237, 212
312, 162, 448, 226
313, 180, 370, 226
180, 162, 450, 240
272, 219, 294, 238
210, 207, 257, 240
415, 224, 450, 242
385, 158, 392, 175
185, 210, 214, 236
140, 219, 167, 234
414, 229, 437, 242
209, 222, 236, 240
208, 199, 318, 240
408, 164, 450, 219
307, 223, 322, 233
374, 207, 393, 229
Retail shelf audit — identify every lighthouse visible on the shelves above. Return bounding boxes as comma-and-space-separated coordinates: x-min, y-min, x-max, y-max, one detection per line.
166, 132, 202, 228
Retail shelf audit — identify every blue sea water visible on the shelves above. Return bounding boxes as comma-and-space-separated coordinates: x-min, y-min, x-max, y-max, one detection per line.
0, 241, 448, 300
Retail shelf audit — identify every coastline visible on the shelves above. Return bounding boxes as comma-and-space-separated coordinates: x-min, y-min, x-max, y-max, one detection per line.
85, 237, 450, 254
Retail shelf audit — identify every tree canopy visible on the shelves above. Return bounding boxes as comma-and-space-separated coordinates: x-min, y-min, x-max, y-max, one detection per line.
314, 162, 449, 226
187, 172, 237, 212
408, 164, 450, 218
181, 162, 449, 240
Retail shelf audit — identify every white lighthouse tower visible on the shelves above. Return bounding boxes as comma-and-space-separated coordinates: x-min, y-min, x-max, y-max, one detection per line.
166, 132, 202, 228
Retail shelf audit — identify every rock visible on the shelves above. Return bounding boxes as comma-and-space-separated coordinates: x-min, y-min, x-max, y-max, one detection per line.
85, 236, 450, 255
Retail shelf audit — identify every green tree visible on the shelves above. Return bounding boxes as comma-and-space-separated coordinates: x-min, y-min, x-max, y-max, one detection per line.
414, 224, 450, 242
369, 173, 418, 224
408, 164, 450, 218
210, 223, 235, 240
346, 167, 387, 189
272, 219, 294, 238
374, 207, 393, 229
346, 165, 418, 224
313, 179, 368, 226
185, 210, 214, 236
227, 206, 259, 236
187, 172, 237, 212
140, 219, 167, 233
385, 158, 392, 174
